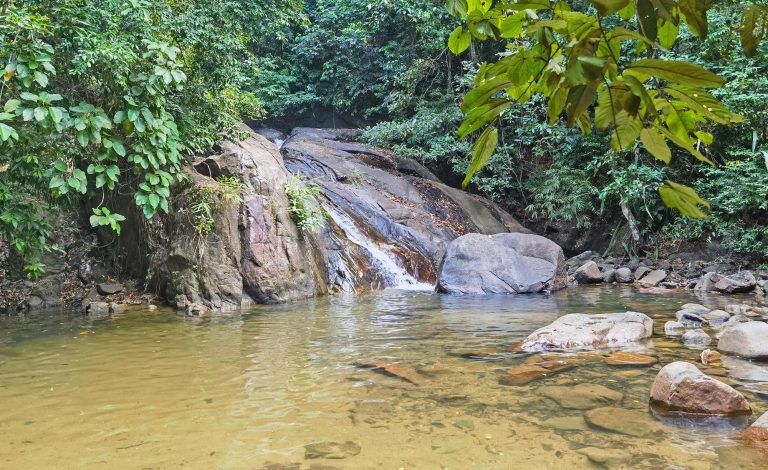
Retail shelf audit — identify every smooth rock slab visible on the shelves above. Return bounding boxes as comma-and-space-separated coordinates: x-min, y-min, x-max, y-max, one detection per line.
96, 283, 124, 296
520, 312, 653, 352
639, 270, 667, 287
649, 361, 751, 416
304, 441, 361, 459
540, 383, 623, 410
718, 321, 768, 360
584, 407, 661, 437
702, 309, 730, 325
500, 360, 574, 385
681, 303, 711, 315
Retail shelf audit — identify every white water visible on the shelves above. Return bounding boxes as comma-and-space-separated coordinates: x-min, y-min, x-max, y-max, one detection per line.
326, 206, 435, 291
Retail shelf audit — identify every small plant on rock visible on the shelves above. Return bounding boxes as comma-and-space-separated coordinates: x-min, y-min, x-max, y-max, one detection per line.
285, 172, 325, 232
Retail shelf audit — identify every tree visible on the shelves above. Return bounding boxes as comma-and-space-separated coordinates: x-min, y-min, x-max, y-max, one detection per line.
446, 0, 767, 218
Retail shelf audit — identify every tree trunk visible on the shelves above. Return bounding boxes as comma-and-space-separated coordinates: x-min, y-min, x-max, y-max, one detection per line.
621, 201, 641, 245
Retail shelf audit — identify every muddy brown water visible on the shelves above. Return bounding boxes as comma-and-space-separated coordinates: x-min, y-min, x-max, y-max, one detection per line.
0, 286, 766, 469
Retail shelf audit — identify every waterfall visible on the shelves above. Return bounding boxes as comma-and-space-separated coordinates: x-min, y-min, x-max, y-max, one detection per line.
326, 207, 434, 291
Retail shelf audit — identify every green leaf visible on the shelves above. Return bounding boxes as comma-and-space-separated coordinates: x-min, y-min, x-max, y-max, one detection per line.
462, 126, 498, 189
49, 107, 63, 123
636, 0, 658, 42
640, 127, 671, 163
500, 12, 526, 38
659, 180, 710, 218
458, 100, 511, 139
658, 20, 679, 49
678, 0, 708, 38
448, 26, 472, 54
77, 131, 90, 148
588, 0, 629, 16
4, 99, 21, 112
33, 71, 49, 88
0, 123, 19, 142
565, 81, 599, 127
20, 92, 38, 102
446, 0, 469, 18
610, 110, 642, 151
741, 5, 767, 57
663, 85, 743, 125
625, 59, 724, 88
112, 140, 126, 157
34, 107, 47, 122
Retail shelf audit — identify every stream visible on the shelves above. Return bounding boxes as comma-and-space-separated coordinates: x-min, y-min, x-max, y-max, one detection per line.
0, 286, 766, 469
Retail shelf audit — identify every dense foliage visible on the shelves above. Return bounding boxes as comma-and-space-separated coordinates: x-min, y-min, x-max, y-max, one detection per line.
1, 0, 766, 274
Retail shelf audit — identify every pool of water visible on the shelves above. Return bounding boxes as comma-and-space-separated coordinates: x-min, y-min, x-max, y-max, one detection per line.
0, 286, 766, 469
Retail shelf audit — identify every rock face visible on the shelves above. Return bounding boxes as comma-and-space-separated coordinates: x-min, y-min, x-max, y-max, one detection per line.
436, 233, 566, 294
520, 311, 653, 352
649, 361, 751, 415
718, 322, 768, 360
124, 127, 542, 311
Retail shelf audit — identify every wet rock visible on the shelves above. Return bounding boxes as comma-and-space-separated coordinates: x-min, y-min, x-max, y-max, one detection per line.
584, 407, 661, 437
437, 232, 567, 295
718, 322, 768, 360
701, 349, 722, 365
649, 361, 751, 415
576, 447, 632, 466
520, 312, 653, 352
431, 436, 472, 454
573, 261, 604, 285
696, 271, 757, 294
602, 268, 616, 283
96, 282, 124, 296
739, 411, 768, 443
682, 303, 710, 315
615, 267, 634, 283
26, 296, 44, 309
702, 309, 730, 325
108, 302, 127, 314
682, 329, 711, 345
676, 310, 706, 327
604, 351, 657, 366
304, 441, 361, 459
664, 321, 686, 336
500, 360, 575, 385
540, 383, 623, 409
635, 266, 651, 280
726, 304, 751, 315
566, 250, 597, 267
639, 270, 667, 287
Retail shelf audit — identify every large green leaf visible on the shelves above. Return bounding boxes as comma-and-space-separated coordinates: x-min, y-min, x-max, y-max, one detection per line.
448, 26, 472, 54
659, 180, 710, 218
588, 0, 629, 16
625, 59, 724, 88
663, 85, 744, 125
462, 126, 498, 189
446, 0, 469, 18
678, 0, 708, 38
741, 5, 767, 57
458, 100, 511, 139
610, 110, 642, 151
658, 20, 679, 49
565, 81, 599, 127
640, 127, 671, 163
636, 0, 658, 42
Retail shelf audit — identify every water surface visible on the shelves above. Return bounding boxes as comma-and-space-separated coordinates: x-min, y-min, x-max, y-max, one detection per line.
1, 286, 766, 469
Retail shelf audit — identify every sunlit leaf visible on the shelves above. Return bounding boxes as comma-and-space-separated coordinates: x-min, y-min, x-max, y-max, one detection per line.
462, 126, 498, 189
659, 180, 710, 218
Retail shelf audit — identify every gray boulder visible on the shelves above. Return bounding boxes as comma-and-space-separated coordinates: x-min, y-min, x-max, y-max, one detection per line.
437, 233, 566, 295
682, 329, 711, 345
634, 266, 651, 280
664, 321, 686, 336
615, 267, 634, 283
718, 321, 768, 360
574, 261, 604, 284
520, 311, 653, 352
639, 270, 667, 287
676, 310, 706, 327
695, 271, 757, 294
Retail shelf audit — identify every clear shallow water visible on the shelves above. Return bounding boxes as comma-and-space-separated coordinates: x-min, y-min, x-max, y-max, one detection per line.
0, 286, 766, 469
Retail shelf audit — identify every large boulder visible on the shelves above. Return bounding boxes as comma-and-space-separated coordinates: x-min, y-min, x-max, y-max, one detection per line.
695, 271, 757, 294
436, 233, 566, 295
718, 322, 768, 360
520, 311, 653, 352
649, 361, 751, 415
739, 411, 768, 443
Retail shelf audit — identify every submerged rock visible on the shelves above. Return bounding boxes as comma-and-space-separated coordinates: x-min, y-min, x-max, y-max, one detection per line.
739, 411, 768, 443
604, 351, 657, 366
500, 360, 575, 385
649, 361, 751, 416
718, 322, 768, 360
576, 447, 632, 466
540, 383, 623, 409
356, 361, 423, 385
584, 407, 661, 437
436, 232, 566, 295
574, 261, 603, 284
304, 441, 361, 459
519, 312, 653, 352
664, 321, 686, 336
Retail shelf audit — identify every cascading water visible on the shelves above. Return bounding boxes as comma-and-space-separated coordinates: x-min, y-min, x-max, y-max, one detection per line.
326, 206, 434, 291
